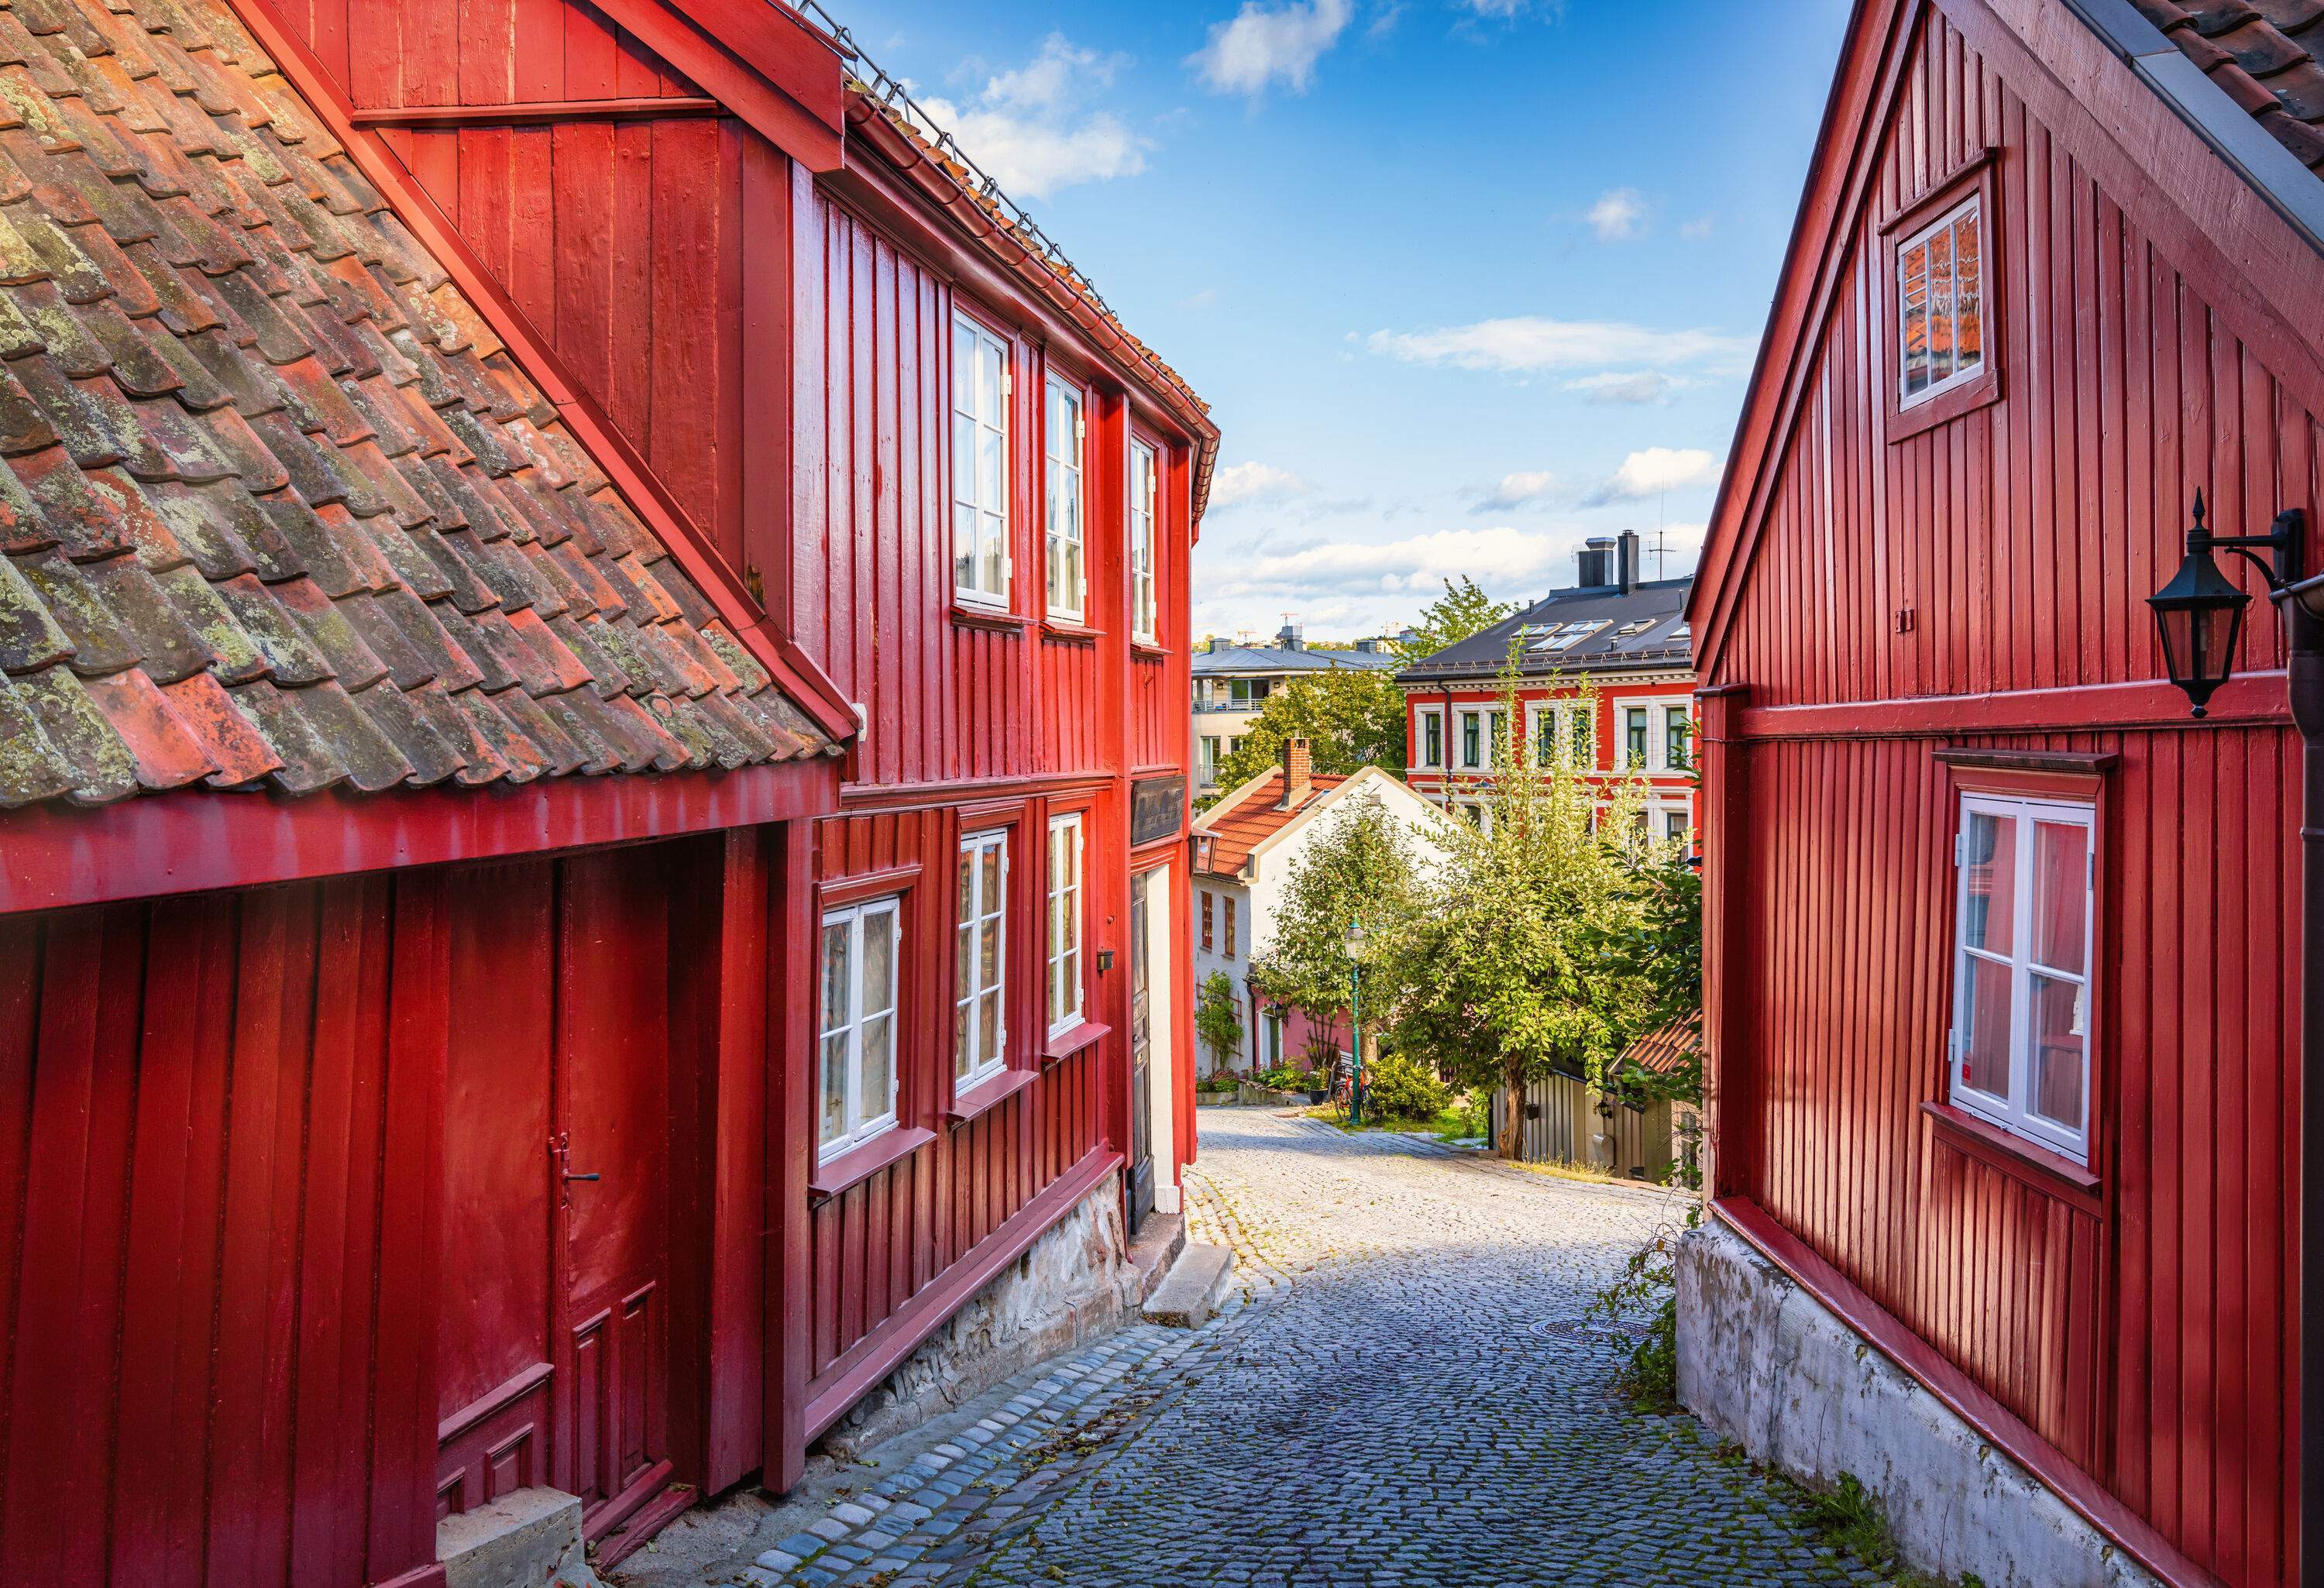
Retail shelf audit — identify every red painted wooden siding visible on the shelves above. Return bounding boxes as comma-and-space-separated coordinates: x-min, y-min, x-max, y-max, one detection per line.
1708, 11, 2312, 1585
0, 878, 447, 1588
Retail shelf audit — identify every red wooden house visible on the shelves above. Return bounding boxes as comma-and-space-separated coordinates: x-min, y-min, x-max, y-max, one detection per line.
0, 2, 1215, 1586
1686, 1, 2324, 1584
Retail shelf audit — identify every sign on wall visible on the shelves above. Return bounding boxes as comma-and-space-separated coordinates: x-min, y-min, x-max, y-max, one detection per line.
1131, 775, 1185, 847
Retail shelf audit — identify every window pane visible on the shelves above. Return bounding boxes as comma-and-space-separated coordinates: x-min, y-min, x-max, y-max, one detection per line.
982, 514, 1005, 592
1927, 222, 1954, 383
861, 1015, 894, 1120
820, 1031, 850, 1143
956, 919, 972, 1000
1061, 948, 1078, 1012
958, 846, 975, 919
954, 1000, 971, 1078
1900, 238, 1930, 396
977, 339, 1001, 422
864, 913, 896, 1015
2031, 820, 2086, 974
820, 922, 851, 1035
2030, 974, 2085, 1130
1960, 952, 2012, 1098
953, 501, 978, 589
1961, 811, 2014, 956
980, 915, 1001, 985
977, 427, 1002, 513
978, 986, 1002, 1060
1954, 208, 1982, 370
953, 320, 974, 411
981, 843, 1002, 913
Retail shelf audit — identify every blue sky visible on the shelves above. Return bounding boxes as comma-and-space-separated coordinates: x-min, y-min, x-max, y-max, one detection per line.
825, 0, 1854, 641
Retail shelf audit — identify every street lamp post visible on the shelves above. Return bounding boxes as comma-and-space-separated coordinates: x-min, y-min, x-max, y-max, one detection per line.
1344, 919, 1367, 1126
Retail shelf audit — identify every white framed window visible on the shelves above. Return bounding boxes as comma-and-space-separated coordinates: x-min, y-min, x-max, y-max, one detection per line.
819, 897, 900, 1161
1199, 736, 1221, 785
1045, 376, 1085, 620
1950, 795, 2092, 1162
1566, 705, 1597, 769
1459, 709, 1490, 770
1664, 705, 1692, 770
951, 311, 1010, 606
1416, 707, 1443, 769
1623, 706, 1650, 768
1663, 809, 1689, 842
1130, 438, 1158, 643
1898, 195, 1985, 409
1046, 812, 1085, 1036
956, 829, 1009, 1088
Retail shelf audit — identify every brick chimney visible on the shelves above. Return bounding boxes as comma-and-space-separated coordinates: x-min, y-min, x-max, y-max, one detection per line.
1280, 737, 1313, 808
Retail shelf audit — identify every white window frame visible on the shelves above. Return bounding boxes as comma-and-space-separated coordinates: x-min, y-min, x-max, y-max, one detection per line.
1045, 375, 1085, 621
956, 829, 1010, 1089
818, 896, 901, 1163
1662, 703, 1693, 771
1046, 812, 1085, 1037
1897, 194, 1985, 411
1565, 704, 1597, 770
1416, 706, 1443, 770
1621, 705, 1651, 769
1198, 736, 1221, 785
1949, 793, 2094, 1163
1130, 438, 1158, 643
951, 311, 1011, 608
1459, 708, 1492, 771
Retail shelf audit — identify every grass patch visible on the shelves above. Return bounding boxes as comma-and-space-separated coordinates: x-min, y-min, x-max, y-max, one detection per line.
1781, 1469, 1985, 1588
1298, 1104, 1452, 1134
1506, 1157, 1626, 1184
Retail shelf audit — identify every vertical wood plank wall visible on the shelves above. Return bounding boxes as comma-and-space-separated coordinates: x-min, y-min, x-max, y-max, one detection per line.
1712, 13, 2311, 1586
0, 880, 446, 1588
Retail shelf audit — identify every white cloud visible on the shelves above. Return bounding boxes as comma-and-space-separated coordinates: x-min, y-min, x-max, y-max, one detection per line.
1563, 371, 1684, 405
1581, 447, 1724, 507
1680, 214, 1716, 241
982, 34, 1116, 112
1470, 470, 1559, 513
917, 35, 1147, 200
1178, 287, 1219, 310
1205, 524, 1574, 600
1587, 187, 1647, 242
1188, 0, 1352, 96
1367, 316, 1752, 375
1210, 461, 1312, 508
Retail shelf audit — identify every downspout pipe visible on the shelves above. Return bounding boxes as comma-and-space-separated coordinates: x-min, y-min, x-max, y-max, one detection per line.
2291, 597, 2324, 1588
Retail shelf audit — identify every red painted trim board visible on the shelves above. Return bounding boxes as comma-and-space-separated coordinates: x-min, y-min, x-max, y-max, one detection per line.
0, 758, 840, 916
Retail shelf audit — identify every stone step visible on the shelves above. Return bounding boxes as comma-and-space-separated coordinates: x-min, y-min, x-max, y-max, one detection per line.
1139, 1242, 1233, 1328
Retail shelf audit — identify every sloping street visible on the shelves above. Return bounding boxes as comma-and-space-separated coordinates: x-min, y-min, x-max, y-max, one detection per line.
710, 1112, 1880, 1588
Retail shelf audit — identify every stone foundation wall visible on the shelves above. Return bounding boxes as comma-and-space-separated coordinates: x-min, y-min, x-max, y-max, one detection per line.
816, 1171, 1137, 1462
1676, 1215, 2163, 1588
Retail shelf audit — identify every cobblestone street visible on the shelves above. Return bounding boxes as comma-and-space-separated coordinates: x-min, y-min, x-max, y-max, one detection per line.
717, 1110, 1884, 1588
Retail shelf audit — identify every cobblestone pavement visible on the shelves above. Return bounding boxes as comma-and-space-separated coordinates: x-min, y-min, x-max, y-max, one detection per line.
722, 1111, 1883, 1588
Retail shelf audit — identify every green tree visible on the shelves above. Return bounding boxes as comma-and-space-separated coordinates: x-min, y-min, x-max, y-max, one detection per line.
1249, 792, 1424, 1064
1390, 576, 1517, 667
1205, 667, 1405, 803
1386, 664, 1659, 1157
1587, 837, 1703, 1111
1195, 971, 1246, 1075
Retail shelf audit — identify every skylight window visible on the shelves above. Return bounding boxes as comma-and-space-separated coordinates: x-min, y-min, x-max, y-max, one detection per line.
1612, 618, 1658, 639
1543, 620, 1611, 652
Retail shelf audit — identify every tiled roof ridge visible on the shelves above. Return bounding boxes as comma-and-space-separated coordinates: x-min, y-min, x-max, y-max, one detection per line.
0, 0, 838, 810
2131, 0, 2324, 171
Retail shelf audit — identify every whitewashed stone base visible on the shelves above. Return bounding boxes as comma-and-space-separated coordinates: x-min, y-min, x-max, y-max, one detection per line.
1676, 1215, 2164, 1588
816, 1171, 1137, 1461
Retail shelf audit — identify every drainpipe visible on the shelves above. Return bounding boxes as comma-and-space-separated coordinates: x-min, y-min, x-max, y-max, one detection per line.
2293, 596, 2324, 1588
1442, 685, 1456, 811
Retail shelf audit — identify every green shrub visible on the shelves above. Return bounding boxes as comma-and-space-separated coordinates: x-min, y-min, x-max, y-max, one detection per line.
1256, 1066, 1315, 1092
1360, 1050, 1451, 1122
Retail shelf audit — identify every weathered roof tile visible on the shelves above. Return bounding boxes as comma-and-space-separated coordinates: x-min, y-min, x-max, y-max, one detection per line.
0, 0, 835, 810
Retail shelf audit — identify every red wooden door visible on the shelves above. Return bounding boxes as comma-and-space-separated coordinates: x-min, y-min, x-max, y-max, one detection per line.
436, 847, 682, 1554
557, 850, 676, 1547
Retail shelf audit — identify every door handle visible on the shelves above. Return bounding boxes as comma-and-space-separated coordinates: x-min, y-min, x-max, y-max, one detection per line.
551, 1133, 600, 1205
564, 1171, 601, 1183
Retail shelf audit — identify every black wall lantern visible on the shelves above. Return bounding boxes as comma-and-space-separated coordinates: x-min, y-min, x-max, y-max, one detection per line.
2147, 491, 2309, 716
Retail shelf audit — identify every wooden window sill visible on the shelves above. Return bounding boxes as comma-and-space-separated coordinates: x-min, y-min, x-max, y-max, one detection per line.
952, 605, 1026, 634
1129, 641, 1169, 660
1886, 371, 2003, 443
1920, 1100, 2099, 1215
1043, 619, 1102, 644
945, 1065, 1037, 1125
810, 1125, 937, 1204
1043, 1019, 1111, 1065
